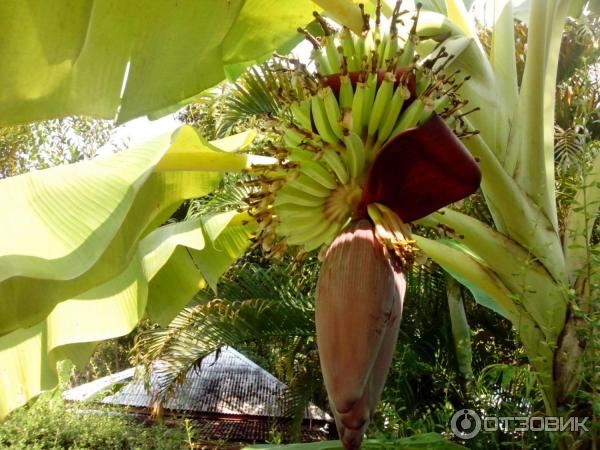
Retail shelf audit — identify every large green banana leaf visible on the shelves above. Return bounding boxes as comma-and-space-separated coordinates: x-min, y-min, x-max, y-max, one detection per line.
0, 0, 326, 125
0, 211, 254, 419
0, 126, 263, 336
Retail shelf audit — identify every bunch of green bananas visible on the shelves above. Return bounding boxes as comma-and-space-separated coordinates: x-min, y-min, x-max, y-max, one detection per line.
241, 3, 481, 448
244, 2, 474, 258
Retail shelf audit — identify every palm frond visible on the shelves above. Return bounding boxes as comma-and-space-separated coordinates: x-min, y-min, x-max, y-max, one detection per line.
555, 124, 586, 170
185, 173, 253, 219
132, 258, 319, 412
216, 62, 299, 137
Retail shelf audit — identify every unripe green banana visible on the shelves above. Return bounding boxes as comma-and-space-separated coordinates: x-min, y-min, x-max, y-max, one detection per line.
382, 35, 399, 68
311, 47, 332, 75
322, 87, 345, 141
372, 21, 382, 47
339, 75, 354, 110
361, 72, 378, 129
416, 72, 431, 96
324, 35, 342, 74
343, 132, 366, 179
288, 173, 332, 198
286, 216, 335, 246
353, 33, 365, 62
277, 213, 324, 234
362, 31, 375, 59
397, 36, 416, 67
376, 83, 410, 145
398, 8, 420, 68
390, 98, 425, 138
367, 73, 395, 137
321, 148, 349, 185
290, 100, 312, 131
273, 185, 327, 208
351, 82, 366, 135
283, 128, 305, 149
374, 34, 386, 68
311, 94, 340, 145
287, 147, 317, 163
298, 159, 338, 189
303, 220, 341, 251
274, 202, 322, 219
340, 27, 359, 71
277, 211, 327, 235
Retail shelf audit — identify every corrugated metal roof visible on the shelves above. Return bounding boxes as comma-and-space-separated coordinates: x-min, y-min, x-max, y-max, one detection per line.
63, 368, 136, 402
190, 417, 328, 443
64, 346, 332, 423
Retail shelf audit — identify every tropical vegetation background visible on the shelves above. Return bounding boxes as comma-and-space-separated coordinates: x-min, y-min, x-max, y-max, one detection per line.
0, 0, 598, 449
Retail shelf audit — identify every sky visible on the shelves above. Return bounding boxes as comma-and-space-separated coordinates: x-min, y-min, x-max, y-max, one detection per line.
97, 113, 181, 155
100, 0, 532, 154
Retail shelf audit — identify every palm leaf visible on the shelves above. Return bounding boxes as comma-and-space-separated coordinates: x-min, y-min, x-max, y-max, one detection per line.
554, 124, 586, 170
185, 173, 254, 219
217, 63, 298, 137
132, 257, 320, 416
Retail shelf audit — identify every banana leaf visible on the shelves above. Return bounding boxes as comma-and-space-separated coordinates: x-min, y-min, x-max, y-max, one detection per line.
0, 211, 254, 419
0, 126, 263, 335
0, 0, 325, 125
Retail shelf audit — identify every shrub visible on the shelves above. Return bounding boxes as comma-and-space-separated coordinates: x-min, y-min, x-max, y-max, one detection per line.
0, 393, 190, 449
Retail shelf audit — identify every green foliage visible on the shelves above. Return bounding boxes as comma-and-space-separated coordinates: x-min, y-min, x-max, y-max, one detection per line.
0, 127, 259, 419
186, 173, 253, 219
179, 60, 293, 150
0, 394, 189, 449
367, 264, 529, 444
132, 253, 325, 441
179, 91, 223, 141
0, 116, 117, 178
244, 432, 467, 449
0, 0, 317, 125
180, 63, 291, 140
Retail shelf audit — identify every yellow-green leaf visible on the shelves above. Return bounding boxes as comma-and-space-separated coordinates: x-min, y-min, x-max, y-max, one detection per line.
0, 212, 253, 419
0, 127, 257, 335
0, 0, 317, 125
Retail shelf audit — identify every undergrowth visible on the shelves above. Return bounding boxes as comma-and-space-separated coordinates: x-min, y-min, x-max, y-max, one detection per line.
0, 392, 189, 450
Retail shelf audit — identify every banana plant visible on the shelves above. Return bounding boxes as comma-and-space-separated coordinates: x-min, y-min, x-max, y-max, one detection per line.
0, 0, 597, 449
410, 0, 597, 419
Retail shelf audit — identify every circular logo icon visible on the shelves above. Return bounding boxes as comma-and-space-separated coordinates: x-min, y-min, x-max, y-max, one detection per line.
450, 409, 481, 439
